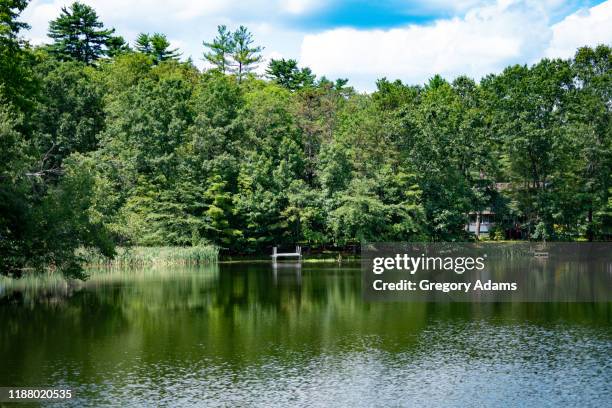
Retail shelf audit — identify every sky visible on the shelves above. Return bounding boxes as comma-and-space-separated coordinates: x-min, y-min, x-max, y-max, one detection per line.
20, 0, 612, 92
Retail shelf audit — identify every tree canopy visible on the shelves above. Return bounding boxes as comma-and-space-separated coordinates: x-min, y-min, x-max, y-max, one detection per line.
135, 32, 180, 64
46, 2, 117, 63
266, 58, 315, 91
203, 25, 263, 82
1, 1, 610, 279
203, 25, 234, 74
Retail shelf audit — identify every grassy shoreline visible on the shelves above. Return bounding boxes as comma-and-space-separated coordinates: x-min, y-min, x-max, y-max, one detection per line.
82, 246, 358, 266
80, 245, 220, 267
0, 247, 358, 289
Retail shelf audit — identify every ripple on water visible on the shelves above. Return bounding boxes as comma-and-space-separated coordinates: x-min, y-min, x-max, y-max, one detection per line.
55, 320, 611, 408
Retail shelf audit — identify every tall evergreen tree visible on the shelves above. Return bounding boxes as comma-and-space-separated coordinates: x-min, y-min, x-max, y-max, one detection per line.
47, 2, 115, 64
203, 25, 234, 74
231, 25, 262, 83
0, 0, 29, 42
569, 45, 612, 240
0, 0, 35, 111
135, 32, 180, 64
266, 58, 315, 90
134, 33, 152, 54
106, 35, 130, 58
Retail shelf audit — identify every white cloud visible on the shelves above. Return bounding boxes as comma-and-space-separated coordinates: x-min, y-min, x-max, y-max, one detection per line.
299, 0, 553, 90
545, 1, 612, 58
280, 0, 323, 15
20, 0, 288, 69
299, 0, 612, 90
19, 0, 612, 91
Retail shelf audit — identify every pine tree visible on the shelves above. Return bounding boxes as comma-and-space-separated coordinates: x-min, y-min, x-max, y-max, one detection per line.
203, 25, 234, 74
135, 32, 180, 64
266, 58, 315, 90
135, 33, 153, 54
106, 35, 130, 57
47, 2, 115, 64
0, 0, 30, 43
0, 0, 34, 111
231, 26, 263, 83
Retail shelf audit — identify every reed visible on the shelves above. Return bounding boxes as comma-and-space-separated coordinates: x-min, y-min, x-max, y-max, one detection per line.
80, 245, 219, 266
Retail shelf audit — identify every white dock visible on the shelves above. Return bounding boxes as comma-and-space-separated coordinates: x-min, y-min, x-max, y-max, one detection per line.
271, 246, 302, 260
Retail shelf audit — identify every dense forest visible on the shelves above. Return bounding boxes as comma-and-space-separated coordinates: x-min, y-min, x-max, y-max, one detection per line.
0, 1, 610, 277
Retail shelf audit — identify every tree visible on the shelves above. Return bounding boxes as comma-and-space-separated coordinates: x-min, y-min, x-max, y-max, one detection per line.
0, 0, 29, 42
3, 3, 612, 281
94, 62, 196, 245
568, 45, 612, 240
0, 99, 31, 275
135, 32, 180, 64
317, 76, 350, 91
0, 99, 114, 278
203, 176, 241, 246
106, 35, 131, 57
396, 76, 478, 240
0, 0, 35, 111
231, 25, 263, 83
266, 58, 315, 90
47, 2, 115, 64
282, 180, 328, 244
234, 85, 304, 248
373, 78, 419, 111
483, 59, 574, 237
134, 33, 152, 54
31, 58, 106, 167
29, 154, 115, 278
203, 25, 234, 74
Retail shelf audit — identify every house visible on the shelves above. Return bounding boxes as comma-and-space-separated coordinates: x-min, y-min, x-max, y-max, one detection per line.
465, 183, 511, 237
466, 210, 494, 236
465, 182, 541, 238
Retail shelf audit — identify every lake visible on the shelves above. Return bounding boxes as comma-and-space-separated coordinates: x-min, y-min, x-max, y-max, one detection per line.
0, 262, 611, 407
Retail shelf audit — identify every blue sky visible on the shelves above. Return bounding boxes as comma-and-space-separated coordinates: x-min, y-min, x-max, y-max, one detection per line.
284, 1, 449, 29
21, 0, 612, 91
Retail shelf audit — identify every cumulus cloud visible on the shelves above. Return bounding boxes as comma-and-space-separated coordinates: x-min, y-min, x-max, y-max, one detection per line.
19, 0, 612, 91
545, 1, 612, 58
21, 0, 276, 44
299, 0, 612, 90
20, 0, 290, 68
280, 0, 324, 15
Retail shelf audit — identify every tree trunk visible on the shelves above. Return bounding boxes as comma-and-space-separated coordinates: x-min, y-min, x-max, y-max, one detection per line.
475, 212, 481, 239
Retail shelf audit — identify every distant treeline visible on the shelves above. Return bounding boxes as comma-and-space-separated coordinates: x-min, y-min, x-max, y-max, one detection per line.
0, 2, 610, 277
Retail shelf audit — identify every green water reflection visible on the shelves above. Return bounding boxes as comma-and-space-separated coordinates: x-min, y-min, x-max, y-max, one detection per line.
0, 263, 610, 407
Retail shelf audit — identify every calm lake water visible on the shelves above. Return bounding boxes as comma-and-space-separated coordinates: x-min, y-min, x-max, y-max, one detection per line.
0, 262, 611, 407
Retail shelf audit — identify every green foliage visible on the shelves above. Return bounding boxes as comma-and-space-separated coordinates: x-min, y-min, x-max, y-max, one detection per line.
31, 58, 105, 166
135, 33, 180, 64
266, 58, 315, 90
231, 25, 263, 83
0, 0, 609, 279
30, 155, 115, 276
202, 25, 263, 83
0, 99, 31, 274
46, 2, 116, 63
105, 35, 130, 57
567, 45, 612, 240
0, 0, 36, 112
0, 127, 114, 278
80, 245, 218, 266
0, 0, 29, 40
203, 25, 234, 74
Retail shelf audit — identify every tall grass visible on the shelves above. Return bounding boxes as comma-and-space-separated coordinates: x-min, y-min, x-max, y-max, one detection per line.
80, 245, 219, 267
0, 271, 70, 294
0, 246, 217, 298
